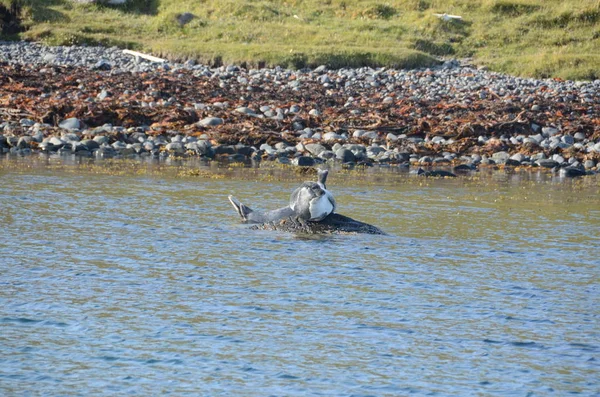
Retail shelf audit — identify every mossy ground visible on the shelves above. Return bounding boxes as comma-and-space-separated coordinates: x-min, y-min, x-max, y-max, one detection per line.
3, 0, 600, 79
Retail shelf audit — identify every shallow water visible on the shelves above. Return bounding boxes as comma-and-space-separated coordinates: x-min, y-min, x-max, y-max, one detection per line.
1, 158, 599, 396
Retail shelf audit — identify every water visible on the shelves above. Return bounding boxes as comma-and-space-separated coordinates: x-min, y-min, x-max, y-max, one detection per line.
1, 159, 599, 396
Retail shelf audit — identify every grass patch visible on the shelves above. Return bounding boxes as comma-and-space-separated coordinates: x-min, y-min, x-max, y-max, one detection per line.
1, 0, 599, 79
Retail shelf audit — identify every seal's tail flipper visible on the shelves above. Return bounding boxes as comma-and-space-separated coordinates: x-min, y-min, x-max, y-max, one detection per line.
228, 195, 253, 222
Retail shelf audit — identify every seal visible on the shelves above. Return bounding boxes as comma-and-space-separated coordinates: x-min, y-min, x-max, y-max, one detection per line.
229, 169, 336, 224
289, 169, 336, 221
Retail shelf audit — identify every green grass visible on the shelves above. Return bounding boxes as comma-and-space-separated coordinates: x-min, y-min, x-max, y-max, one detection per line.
3, 0, 600, 79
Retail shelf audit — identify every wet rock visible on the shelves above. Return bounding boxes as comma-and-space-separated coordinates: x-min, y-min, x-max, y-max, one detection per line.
294, 156, 316, 167
536, 159, 559, 168
560, 166, 586, 178
336, 148, 355, 163
417, 168, 457, 177
81, 139, 99, 150
213, 145, 236, 155
16, 136, 32, 149
453, 164, 474, 173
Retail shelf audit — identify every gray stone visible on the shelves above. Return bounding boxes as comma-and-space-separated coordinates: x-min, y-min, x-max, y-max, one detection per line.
536, 159, 559, 168
542, 126, 560, 136
49, 136, 66, 146
510, 153, 526, 162
16, 136, 32, 149
552, 154, 565, 164
20, 118, 35, 127
93, 60, 111, 71
336, 148, 355, 163
584, 160, 596, 169
213, 145, 236, 155
235, 107, 258, 116
59, 118, 81, 130
492, 151, 510, 163
97, 89, 111, 100
574, 132, 586, 141
561, 135, 574, 145
322, 132, 343, 141
176, 12, 195, 26
304, 143, 326, 156
318, 150, 335, 160
81, 139, 99, 150
294, 156, 315, 167
198, 117, 224, 127
93, 135, 109, 145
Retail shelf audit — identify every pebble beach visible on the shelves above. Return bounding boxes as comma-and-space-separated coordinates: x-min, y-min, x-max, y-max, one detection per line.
1, 41, 599, 177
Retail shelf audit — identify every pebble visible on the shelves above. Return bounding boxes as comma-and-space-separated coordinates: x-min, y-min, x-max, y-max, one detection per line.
0, 41, 597, 176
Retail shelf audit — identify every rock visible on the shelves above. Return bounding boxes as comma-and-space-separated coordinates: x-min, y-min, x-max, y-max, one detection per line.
454, 164, 474, 173
293, 156, 315, 167
492, 151, 510, 163
176, 12, 195, 26
16, 136, 31, 149
198, 117, 224, 127
235, 107, 258, 116
81, 139, 100, 150
165, 142, 185, 154
552, 154, 565, 164
561, 135, 574, 145
417, 168, 457, 177
574, 132, 586, 141
20, 118, 35, 127
509, 153, 526, 162
318, 150, 335, 160
560, 166, 587, 178
335, 148, 355, 163
213, 145, 236, 155
304, 143, 326, 156
93, 135, 109, 145
48, 136, 65, 147
97, 89, 111, 100
542, 126, 560, 137
536, 159, 559, 168
92, 60, 111, 71
584, 160, 596, 169
322, 132, 343, 141
59, 118, 81, 130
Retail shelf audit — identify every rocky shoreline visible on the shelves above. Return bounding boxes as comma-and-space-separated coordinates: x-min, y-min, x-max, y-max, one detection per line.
1, 41, 599, 177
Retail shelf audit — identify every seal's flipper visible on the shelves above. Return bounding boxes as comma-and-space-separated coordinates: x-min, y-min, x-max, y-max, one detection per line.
229, 195, 296, 224
228, 195, 253, 222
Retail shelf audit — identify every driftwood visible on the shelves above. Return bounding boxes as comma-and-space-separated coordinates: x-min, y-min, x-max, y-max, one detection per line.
122, 50, 166, 63
248, 213, 385, 235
